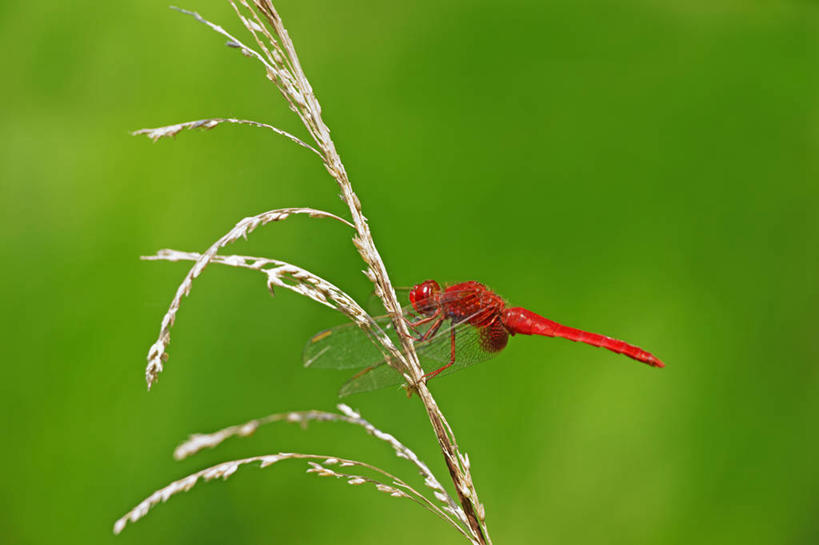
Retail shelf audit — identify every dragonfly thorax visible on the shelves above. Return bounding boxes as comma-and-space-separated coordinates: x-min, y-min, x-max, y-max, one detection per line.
442, 281, 506, 329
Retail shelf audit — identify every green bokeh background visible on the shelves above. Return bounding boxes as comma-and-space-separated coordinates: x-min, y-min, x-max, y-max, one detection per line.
2, 0, 817, 543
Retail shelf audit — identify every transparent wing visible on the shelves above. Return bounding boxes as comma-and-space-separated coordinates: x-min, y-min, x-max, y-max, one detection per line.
338, 362, 406, 397
338, 312, 508, 397
303, 315, 399, 370
304, 286, 509, 396
416, 319, 505, 367
303, 286, 477, 370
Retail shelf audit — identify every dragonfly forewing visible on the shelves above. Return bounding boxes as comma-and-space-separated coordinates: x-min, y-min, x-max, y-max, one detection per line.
334, 313, 505, 396
303, 316, 402, 370
305, 292, 508, 396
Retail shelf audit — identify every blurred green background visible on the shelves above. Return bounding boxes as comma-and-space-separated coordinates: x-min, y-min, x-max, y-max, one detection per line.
2, 0, 818, 543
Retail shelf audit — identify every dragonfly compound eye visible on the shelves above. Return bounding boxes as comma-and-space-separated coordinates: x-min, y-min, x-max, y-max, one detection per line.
409, 279, 441, 315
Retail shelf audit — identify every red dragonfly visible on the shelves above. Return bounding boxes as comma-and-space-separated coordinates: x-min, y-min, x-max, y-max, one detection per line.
305, 280, 664, 396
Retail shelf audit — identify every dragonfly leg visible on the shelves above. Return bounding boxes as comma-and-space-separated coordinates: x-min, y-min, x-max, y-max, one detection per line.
407, 309, 441, 332
405, 310, 445, 342
422, 327, 456, 381
417, 314, 445, 342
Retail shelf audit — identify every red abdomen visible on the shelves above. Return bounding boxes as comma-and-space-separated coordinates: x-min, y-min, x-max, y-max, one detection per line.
502, 307, 664, 368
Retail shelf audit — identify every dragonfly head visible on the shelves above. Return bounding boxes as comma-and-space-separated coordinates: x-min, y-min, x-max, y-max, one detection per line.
409, 280, 441, 316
